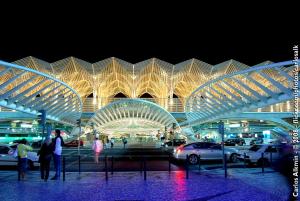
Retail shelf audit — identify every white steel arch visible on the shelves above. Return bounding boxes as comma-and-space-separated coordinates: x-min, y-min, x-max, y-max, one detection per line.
186, 60, 299, 126
87, 99, 179, 131
0, 60, 82, 125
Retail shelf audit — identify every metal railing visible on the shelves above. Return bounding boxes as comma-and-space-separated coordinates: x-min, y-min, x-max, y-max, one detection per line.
61, 153, 173, 181
82, 97, 185, 113
81, 97, 295, 114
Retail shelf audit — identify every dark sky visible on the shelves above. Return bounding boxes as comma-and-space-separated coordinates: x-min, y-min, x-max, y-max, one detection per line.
0, 2, 298, 66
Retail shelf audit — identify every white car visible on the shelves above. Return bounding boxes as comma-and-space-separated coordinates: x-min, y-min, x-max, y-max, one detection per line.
0, 144, 40, 169
237, 144, 292, 166
173, 142, 239, 165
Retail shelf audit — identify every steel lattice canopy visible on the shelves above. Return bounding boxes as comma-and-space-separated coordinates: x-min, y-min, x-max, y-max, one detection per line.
10, 56, 261, 108
87, 99, 180, 133
0, 60, 82, 125
185, 60, 299, 126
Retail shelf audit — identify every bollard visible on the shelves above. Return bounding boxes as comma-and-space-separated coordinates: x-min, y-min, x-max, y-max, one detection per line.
17, 157, 20, 181
143, 157, 147, 180
168, 153, 171, 173
261, 152, 265, 173
243, 153, 247, 168
17, 162, 20, 181
63, 156, 65, 181
186, 155, 189, 179
105, 155, 108, 181
111, 156, 114, 175
224, 154, 227, 178
140, 156, 143, 174
78, 155, 81, 174
198, 155, 201, 173
18, 168, 20, 181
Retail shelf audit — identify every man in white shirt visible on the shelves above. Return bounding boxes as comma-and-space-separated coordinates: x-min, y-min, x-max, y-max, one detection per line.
51, 129, 64, 180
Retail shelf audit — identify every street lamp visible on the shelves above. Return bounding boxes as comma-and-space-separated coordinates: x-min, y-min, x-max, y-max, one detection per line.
218, 120, 225, 170
76, 119, 81, 155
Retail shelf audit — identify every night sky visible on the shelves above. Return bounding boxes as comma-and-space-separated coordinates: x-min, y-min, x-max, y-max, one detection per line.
0, 3, 298, 66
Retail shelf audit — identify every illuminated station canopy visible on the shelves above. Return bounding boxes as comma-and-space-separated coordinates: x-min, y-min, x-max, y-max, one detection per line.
0, 57, 297, 129
87, 99, 179, 134
186, 60, 297, 126
10, 56, 267, 109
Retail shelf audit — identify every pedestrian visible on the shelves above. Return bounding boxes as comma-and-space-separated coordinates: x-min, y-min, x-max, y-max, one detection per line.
92, 136, 103, 164
17, 138, 33, 180
160, 132, 164, 142
105, 138, 110, 149
37, 137, 52, 181
110, 138, 114, 148
51, 129, 64, 180
122, 137, 127, 149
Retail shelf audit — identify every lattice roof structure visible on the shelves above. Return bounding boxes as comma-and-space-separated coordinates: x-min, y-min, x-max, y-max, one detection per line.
0, 60, 82, 125
185, 60, 297, 126
87, 99, 180, 133
5, 56, 294, 112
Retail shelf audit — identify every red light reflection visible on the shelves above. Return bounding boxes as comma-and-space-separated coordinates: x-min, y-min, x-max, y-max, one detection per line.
171, 171, 187, 200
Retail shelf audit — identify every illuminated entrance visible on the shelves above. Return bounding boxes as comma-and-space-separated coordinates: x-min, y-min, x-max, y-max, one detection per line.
86, 99, 181, 141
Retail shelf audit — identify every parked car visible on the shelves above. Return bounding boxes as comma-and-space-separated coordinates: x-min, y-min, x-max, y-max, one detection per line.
64, 139, 84, 147
162, 139, 186, 147
173, 142, 239, 165
250, 138, 264, 146
237, 144, 293, 166
202, 138, 216, 143
0, 144, 39, 169
224, 138, 245, 146
31, 140, 43, 148
13, 139, 24, 144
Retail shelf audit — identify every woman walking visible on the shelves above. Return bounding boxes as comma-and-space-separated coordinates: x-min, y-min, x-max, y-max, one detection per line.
92, 136, 103, 164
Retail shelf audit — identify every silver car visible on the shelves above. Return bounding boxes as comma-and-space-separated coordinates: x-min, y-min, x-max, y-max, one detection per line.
237, 144, 294, 166
173, 142, 239, 165
0, 144, 39, 169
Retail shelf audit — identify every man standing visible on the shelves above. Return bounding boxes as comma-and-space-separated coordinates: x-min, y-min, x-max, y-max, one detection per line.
110, 138, 114, 148
51, 129, 64, 180
122, 137, 127, 149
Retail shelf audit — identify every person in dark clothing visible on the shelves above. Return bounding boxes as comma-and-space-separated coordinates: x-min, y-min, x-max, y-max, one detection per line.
38, 137, 52, 181
122, 137, 127, 149
110, 138, 114, 148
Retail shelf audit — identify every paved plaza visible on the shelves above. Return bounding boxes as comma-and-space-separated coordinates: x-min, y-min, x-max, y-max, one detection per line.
0, 167, 291, 201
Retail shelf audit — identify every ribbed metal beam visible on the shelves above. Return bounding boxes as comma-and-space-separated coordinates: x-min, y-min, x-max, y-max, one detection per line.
0, 60, 82, 125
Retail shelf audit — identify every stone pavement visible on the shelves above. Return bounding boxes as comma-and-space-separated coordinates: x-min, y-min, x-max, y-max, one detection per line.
0, 168, 291, 201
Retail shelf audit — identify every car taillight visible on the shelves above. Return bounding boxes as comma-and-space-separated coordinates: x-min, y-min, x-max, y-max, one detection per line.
176, 147, 183, 153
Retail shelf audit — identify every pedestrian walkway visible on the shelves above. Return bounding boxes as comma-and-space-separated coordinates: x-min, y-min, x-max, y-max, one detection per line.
0, 168, 291, 201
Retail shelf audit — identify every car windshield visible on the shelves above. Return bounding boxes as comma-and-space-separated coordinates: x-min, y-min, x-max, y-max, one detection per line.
249, 145, 262, 152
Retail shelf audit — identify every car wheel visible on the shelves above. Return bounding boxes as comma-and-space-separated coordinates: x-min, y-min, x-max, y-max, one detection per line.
257, 158, 269, 167
188, 154, 199, 165
28, 160, 35, 170
230, 153, 238, 163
